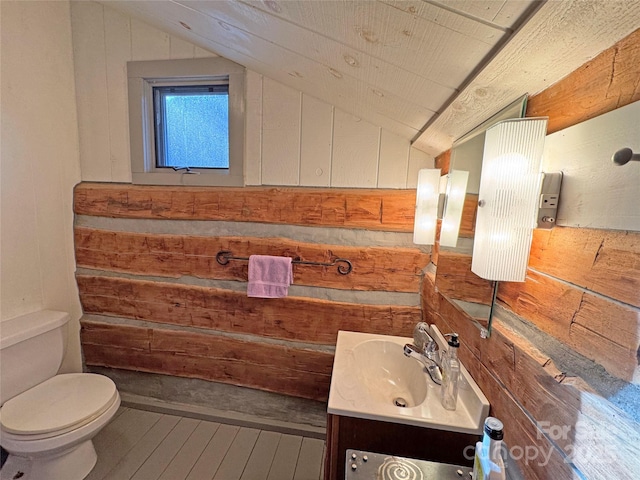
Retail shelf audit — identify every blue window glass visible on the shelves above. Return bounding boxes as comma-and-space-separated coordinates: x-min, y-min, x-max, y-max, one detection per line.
154, 85, 229, 169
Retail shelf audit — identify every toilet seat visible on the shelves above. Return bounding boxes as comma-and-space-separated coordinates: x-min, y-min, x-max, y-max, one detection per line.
0, 373, 118, 439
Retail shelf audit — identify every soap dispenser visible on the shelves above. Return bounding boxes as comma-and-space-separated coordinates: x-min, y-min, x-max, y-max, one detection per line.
440, 333, 460, 411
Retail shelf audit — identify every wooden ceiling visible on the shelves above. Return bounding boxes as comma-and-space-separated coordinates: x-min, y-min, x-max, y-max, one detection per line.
102, 0, 640, 156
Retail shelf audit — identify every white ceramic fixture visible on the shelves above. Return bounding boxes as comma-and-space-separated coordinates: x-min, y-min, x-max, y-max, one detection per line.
328, 327, 489, 434
0, 310, 121, 480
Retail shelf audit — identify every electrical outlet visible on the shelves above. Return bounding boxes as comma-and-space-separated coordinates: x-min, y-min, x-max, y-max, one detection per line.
537, 172, 563, 229
540, 193, 559, 208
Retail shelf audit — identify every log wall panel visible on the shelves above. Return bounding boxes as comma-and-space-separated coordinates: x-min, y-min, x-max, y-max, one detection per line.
459, 194, 477, 238
421, 275, 574, 480
74, 227, 428, 293
74, 183, 424, 401
434, 252, 493, 305
77, 275, 419, 345
529, 226, 640, 308
81, 321, 333, 401
425, 30, 640, 480
435, 149, 450, 174
423, 274, 640, 479
74, 183, 416, 232
527, 28, 640, 135
498, 270, 640, 383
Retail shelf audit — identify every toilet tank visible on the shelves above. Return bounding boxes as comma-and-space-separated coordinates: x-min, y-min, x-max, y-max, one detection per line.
0, 310, 69, 405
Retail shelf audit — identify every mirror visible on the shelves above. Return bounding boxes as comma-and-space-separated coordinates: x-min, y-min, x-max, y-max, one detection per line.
438, 95, 528, 335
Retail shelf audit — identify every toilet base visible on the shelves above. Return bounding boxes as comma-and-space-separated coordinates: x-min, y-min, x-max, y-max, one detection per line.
0, 440, 97, 480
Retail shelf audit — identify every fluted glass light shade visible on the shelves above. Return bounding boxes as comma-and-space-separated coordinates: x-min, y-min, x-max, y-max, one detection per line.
413, 168, 441, 245
472, 118, 548, 282
440, 170, 469, 247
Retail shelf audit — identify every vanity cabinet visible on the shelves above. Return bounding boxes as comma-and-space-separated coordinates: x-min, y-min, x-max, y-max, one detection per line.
324, 413, 477, 480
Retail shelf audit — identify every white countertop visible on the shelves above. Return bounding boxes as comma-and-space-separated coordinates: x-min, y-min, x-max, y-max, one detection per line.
327, 329, 489, 435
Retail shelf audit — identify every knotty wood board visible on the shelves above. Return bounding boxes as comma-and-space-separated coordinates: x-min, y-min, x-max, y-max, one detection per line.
498, 270, 640, 383
74, 227, 428, 293
434, 252, 493, 305
423, 274, 640, 479
81, 320, 333, 401
74, 183, 416, 231
77, 275, 419, 345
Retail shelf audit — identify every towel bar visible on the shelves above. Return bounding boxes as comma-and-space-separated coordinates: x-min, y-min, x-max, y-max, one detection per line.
215, 250, 353, 275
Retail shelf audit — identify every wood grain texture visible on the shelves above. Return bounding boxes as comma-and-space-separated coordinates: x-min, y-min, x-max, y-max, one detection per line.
74, 183, 416, 231
527, 28, 640, 135
529, 227, 640, 308
77, 275, 419, 345
424, 274, 640, 480
434, 149, 450, 174
422, 28, 640, 480
81, 320, 332, 401
459, 193, 478, 238
74, 227, 428, 293
434, 252, 493, 305
498, 270, 640, 383
414, 3, 640, 156
421, 274, 574, 480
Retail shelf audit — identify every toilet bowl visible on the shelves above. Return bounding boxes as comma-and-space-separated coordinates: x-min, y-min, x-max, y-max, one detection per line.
0, 311, 121, 480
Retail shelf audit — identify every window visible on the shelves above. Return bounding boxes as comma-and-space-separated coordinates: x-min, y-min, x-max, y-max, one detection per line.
127, 57, 244, 186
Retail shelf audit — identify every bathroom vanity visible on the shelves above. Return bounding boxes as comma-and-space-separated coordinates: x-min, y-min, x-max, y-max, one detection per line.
324, 329, 489, 480
343, 450, 473, 480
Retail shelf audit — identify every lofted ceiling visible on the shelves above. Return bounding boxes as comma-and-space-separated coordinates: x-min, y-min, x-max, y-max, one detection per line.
103, 0, 640, 156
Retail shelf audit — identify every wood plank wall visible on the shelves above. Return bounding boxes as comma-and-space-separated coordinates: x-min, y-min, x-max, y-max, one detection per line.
426, 28, 640, 479
70, 1, 433, 188
75, 183, 427, 402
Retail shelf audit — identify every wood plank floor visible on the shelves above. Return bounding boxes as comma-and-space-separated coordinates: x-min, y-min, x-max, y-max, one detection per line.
87, 407, 325, 480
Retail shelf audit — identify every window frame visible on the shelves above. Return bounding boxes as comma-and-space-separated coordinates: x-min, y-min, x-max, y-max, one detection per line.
127, 57, 245, 186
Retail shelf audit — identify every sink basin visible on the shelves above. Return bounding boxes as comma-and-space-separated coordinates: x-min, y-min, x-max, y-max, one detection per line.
351, 340, 427, 408
328, 328, 490, 434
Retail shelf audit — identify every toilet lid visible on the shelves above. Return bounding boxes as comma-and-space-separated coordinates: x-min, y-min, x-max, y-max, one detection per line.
0, 373, 118, 435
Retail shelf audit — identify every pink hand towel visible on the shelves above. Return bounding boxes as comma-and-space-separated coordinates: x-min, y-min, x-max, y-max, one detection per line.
247, 255, 293, 298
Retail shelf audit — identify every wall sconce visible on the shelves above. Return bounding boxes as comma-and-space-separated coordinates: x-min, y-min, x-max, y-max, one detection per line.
472, 118, 548, 282
413, 169, 441, 245
440, 170, 469, 247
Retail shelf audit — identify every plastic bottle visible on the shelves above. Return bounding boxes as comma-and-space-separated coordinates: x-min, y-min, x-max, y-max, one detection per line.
473, 417, 506, 480
440, 334, 460, 410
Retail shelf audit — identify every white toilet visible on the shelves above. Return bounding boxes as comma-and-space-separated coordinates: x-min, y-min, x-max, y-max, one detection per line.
0, 310, 120, 480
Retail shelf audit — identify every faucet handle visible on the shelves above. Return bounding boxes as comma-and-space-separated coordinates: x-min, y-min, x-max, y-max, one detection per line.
413, 322, 434, 353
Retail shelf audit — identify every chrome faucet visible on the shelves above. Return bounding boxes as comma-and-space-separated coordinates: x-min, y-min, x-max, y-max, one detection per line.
403, 322, 443, 385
